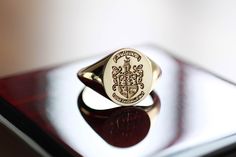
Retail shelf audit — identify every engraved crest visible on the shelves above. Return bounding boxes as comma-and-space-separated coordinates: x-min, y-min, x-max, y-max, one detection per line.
112, 55, 144, 101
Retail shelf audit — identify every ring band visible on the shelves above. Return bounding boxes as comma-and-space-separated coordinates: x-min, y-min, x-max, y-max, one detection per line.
78, 48, 161, 106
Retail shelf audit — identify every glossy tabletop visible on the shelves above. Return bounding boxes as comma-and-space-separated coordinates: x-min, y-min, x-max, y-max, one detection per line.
1, 46, 236, 157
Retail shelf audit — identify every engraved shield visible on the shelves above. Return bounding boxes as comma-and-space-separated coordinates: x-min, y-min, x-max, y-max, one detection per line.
118, 73, 139, 99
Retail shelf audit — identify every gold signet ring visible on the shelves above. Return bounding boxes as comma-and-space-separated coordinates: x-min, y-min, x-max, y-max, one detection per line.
77, 48, 162, 106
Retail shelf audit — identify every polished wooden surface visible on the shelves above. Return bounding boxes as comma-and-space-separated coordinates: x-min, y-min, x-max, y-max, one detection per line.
1, 46, 236, 157
0, 123, 41, 157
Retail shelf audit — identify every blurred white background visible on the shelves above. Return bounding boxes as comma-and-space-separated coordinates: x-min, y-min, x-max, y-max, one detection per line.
0, 0, 236, 82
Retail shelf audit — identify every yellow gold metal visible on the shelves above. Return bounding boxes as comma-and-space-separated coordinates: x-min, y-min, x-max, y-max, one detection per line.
78, 87, 161, 120
78, 48, 161, 106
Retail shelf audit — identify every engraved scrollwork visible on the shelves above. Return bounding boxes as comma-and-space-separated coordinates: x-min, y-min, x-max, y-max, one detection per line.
133, 64, 144, 89
112, 66, 122, 91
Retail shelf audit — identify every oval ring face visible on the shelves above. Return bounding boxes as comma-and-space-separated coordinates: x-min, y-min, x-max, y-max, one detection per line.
103, 48, 153, 106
